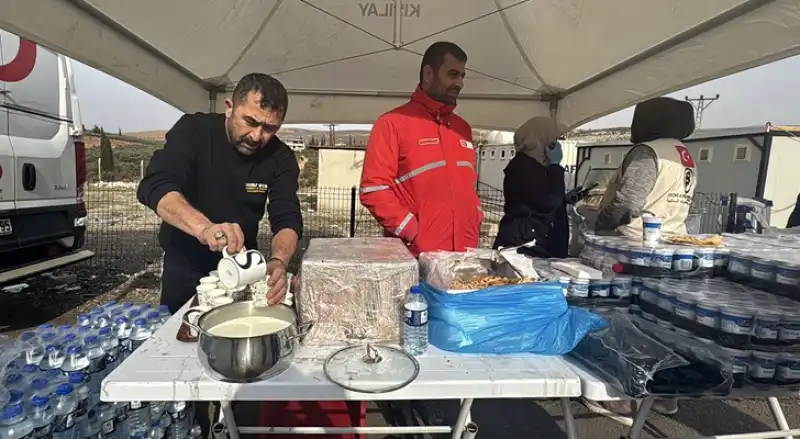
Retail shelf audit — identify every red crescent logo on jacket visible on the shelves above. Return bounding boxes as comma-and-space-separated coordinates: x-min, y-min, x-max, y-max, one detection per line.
0, 39, 37, 82
674, 145, 695, 168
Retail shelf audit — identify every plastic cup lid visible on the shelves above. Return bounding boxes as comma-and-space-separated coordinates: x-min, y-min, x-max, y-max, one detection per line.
323, 344, 419, 394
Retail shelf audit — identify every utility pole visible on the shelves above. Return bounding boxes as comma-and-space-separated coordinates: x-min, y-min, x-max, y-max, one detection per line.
685, 94, 720, 128
326, 124, 338, 147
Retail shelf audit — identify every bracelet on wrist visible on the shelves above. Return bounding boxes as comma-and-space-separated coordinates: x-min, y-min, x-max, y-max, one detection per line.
268, 257, 288, 271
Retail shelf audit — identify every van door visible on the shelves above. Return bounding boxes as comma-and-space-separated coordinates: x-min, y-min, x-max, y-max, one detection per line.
3, 31, 78, 247
0, 30, 19, 252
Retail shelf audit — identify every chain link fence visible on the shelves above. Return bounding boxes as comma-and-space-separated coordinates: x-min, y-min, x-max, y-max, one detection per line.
79, 183, 506, 277
78, 182, 732, 288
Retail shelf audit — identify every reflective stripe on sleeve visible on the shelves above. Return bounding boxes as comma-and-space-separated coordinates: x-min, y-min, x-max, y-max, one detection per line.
359, 185, 390, 194
395, 212, 415, 237
395, 160, 446, 184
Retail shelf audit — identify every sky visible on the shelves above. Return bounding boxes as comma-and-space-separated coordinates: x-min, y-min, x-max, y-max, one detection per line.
72, 54, 800, 134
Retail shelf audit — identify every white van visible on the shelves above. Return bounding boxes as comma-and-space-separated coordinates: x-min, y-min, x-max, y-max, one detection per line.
0, 29, 92, 283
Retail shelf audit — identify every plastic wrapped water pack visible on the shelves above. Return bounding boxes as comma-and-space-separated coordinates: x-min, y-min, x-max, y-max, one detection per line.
0, 335, 20, 407
570, 310, 732, 398
297, 238, 419, 345
580, 234, 724, 275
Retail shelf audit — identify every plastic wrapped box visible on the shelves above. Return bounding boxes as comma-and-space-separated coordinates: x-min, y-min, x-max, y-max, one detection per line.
297, 237, 419, 345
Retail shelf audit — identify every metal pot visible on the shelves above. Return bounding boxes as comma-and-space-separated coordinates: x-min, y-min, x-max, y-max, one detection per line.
182, 301, 312, 383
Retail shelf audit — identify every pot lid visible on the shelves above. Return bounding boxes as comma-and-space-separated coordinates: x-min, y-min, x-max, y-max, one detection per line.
323, 344, 419, 394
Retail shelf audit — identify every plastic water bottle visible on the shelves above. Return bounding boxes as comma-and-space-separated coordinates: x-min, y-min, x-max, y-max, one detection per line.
165, 402, 190, 439
126, 402, 150, 437
147, 420, 164, 439
75, 328, 93, 345
4, 373, 25, 393
29, 395, 55, 439
146, 312, 163, 333
111, 404, 128, 439
28, 379, 50, 401
157, 306, 171, 324
61, 347, 90, 381
7, 390, 25, 408
40, 371, 67, 397
0, 403, 35, 439
76, 315, 91, 330
39, 346, 66, 372
57, 325, 74, 337
83, 337, 106, 398
39, 334, 57, 352
128, 320, 152, 351
67, 373, 90, 433
403, 285, 429, 356
81, 410, 100, 439
36, 324, 55, 335
21, 365, 40, 387
96, 328, 119, 376
95, 403, 117, 439
112, 318, 132, 361
18, 332, 44, 366
51, 384, 77, 439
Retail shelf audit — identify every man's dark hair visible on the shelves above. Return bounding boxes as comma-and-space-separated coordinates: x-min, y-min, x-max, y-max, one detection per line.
419, 42, 467, 83
231, 73, 289, 120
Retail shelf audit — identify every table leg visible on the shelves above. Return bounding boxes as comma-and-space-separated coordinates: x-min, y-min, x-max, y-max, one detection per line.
450, 398, 475, 439
213, 401, 240, 439
627, 397, 654, 439
561, 398, 577, 439
767, 396, 794, 439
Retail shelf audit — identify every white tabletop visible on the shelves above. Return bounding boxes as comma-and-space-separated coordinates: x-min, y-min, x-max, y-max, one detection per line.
102, 300, 582, 402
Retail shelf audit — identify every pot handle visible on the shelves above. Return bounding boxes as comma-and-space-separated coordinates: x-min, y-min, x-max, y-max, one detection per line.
287, 320, 314, 342
181, 306, 210, 334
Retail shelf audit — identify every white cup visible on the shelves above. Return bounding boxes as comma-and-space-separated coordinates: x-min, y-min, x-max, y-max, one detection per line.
199, 275, 219, 285
198, 287, 226, 308
217, 246, 267, 289
209, 270, 219, 278
642, 216, 664, 245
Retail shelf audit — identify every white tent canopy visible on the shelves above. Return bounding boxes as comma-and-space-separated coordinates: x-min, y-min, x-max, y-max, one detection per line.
3, 0, 800, 130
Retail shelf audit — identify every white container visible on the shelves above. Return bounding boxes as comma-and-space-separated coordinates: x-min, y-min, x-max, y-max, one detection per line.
776, 260, 800, 287
642, 216, 663, 245
630, 246, 653, 266
616, 244, 631, 264
695, 248, 715, 269
750, 257, 777, 282
651, 248, 674, 269
776, 352, 800, 382
674, 292, 697, 320
719, 303, 755, 335
713, 248, 730, 269
749, 351, 780, 380
568, 279, 590, 298
673, 248, 695, 272
754, 310, 783, 341
695, 297, 721, 328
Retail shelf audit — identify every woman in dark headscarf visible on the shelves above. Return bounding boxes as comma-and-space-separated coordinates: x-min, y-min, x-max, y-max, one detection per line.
493, 116, 569, 258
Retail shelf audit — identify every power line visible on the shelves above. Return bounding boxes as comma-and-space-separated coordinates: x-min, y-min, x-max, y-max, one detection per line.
685, 94, 720, 128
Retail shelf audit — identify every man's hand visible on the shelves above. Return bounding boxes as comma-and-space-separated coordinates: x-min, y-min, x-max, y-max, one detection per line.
196, 222, 245, 253
265, 258, 288, 306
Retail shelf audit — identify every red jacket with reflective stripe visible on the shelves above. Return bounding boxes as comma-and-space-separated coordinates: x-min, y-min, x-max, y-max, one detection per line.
359, 87, 483, 256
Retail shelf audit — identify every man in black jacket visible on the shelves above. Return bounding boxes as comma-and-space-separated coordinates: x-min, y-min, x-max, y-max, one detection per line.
136, 73, 302, 313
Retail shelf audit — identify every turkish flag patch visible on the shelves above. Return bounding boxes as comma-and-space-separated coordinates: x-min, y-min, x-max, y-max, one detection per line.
674, 145, 695, 168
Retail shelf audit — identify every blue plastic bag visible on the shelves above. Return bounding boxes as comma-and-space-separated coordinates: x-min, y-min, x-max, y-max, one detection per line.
420, 281, 606, 355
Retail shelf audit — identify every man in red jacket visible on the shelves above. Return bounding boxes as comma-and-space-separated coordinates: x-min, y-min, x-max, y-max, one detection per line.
360, 41, 483, 257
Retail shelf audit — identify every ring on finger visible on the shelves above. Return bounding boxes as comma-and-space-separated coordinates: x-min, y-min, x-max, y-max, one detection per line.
214, 231, 226, 240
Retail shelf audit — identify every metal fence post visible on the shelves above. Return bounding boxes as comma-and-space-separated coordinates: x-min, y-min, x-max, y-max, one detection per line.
725, 192, 738, 233
349, 186, 357, 238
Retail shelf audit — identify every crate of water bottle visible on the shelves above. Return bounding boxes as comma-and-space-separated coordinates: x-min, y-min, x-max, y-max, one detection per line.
582, 234, 725, 275
724, 247, 800, 301
631, 277, 800, 353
